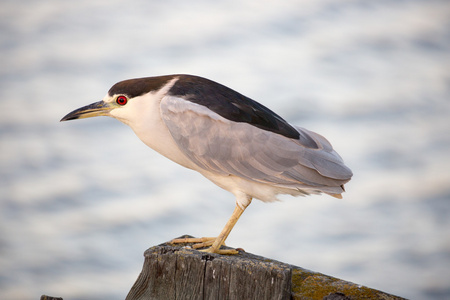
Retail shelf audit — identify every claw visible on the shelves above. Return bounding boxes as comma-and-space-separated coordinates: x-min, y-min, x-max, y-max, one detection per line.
170, 236, 239, 255
169, 203, 248, 255
200, 247, 239, 255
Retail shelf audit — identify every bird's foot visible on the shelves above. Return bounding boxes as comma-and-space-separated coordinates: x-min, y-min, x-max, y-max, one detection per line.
169, 237, 240, 255
199, 247, 239, 255
170, 236, 216, 249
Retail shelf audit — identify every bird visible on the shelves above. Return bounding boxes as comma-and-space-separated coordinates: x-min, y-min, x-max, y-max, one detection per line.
60, 74, 353, 254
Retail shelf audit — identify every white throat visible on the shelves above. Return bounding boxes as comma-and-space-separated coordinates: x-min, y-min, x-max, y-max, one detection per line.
110, 77, 197, 169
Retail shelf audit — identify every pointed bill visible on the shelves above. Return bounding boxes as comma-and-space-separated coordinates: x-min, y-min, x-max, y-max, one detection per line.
60, 101, 112, 121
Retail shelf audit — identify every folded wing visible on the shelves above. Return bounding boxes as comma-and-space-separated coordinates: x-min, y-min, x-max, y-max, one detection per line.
160, 96, 352, 195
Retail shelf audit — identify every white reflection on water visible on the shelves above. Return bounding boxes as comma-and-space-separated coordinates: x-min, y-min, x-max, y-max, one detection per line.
1, 1, 450, 299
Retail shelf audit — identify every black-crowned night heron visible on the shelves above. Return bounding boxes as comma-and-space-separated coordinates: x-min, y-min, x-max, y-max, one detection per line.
61, 74, 352, 254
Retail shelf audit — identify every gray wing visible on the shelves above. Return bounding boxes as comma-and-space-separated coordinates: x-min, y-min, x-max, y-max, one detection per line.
160, 96, 352, 191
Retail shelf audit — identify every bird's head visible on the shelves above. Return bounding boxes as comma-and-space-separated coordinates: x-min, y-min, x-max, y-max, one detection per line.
60, 76, 178, 125
60, 93, 133, 123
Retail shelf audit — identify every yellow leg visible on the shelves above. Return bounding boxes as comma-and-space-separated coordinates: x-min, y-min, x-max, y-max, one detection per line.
170, 201, 249, 255
202, 204, 245, 254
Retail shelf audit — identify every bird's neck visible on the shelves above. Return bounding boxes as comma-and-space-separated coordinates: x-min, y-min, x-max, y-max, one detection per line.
122, 87, 198, 171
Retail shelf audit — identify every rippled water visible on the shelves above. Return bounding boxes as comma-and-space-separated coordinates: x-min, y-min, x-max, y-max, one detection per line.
1, 1, 450, 299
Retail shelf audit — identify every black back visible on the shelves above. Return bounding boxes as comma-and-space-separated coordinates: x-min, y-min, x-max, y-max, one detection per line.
170, 75, 300, 140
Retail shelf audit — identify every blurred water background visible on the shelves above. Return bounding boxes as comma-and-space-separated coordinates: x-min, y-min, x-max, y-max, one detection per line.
1, 0, 450, 299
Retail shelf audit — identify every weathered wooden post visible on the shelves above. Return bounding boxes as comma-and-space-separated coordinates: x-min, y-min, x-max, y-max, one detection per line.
126, 235, 406, 300
40, 296, 63, 300
39, 236, 406, 299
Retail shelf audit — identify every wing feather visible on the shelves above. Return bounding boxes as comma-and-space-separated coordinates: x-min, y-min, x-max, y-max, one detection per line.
160, 96, 352, 193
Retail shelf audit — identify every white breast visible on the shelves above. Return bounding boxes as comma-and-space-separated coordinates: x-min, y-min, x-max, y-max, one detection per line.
110, 77, 198, 170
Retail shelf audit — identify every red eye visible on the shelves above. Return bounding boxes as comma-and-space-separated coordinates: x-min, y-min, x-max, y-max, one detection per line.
116, 96, 128, 105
